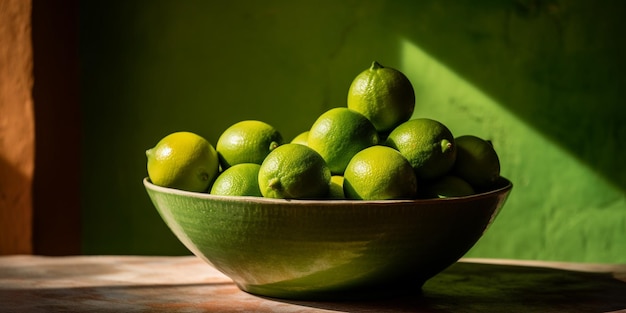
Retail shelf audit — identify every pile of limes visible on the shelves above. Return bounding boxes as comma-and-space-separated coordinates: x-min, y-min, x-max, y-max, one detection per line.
146, 61, 501, 200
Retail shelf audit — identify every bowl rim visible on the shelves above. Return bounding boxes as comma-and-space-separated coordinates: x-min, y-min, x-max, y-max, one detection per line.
143, 176, 512, 205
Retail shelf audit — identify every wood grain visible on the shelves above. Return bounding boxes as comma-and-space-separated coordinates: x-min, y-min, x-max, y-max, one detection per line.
1, 256, 625, 312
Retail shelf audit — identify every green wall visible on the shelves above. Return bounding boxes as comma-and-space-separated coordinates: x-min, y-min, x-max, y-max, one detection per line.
80, 0, 626, 262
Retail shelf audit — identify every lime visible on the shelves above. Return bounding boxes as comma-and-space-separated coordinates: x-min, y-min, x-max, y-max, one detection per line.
216, 120, 283, 169
347, 61, 415, 132
422, 175, 475, 198
258, 143, 331, 199
146, 131, 219, 192
291, 131, 309, 146
307, 107, 378, 175
343, 145, 417, 200
210, 163, 262, 197
453, 135, 501, 191
385, 118, 456, 181
328, 175, 346, 199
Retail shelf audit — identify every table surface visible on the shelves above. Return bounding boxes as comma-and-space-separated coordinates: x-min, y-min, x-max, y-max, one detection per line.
1, 255, 625, 313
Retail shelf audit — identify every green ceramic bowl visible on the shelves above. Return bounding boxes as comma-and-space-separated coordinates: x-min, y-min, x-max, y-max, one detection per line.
144, 177, 512, 300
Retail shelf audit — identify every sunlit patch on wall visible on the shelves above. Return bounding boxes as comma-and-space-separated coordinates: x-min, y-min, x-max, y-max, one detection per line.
397, 36, 625, 262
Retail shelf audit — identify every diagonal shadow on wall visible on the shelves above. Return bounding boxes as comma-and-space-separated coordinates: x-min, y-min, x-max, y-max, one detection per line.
382, 0, 626, 192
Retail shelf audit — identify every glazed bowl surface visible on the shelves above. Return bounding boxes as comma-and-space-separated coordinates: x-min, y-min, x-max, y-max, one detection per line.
144, 177, 512, 300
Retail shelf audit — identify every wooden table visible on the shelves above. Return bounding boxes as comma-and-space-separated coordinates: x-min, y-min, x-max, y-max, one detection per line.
1, 255, 625, 312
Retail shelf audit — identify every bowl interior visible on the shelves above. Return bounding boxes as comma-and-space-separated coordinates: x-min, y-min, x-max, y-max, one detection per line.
144, 177, 512, 300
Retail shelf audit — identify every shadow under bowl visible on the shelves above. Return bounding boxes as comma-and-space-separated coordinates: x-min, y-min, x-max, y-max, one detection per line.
144, 177, 512, 300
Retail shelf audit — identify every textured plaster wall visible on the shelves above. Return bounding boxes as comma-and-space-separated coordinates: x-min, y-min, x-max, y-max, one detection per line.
0, 0, 34, 254
80, 0, 625, 261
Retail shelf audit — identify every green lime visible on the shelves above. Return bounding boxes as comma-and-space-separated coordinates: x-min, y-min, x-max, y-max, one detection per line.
258, 143, 331, 199
216, 120, 283, 169
307, 107, 378, 175
291, 131, 309, 146
210, 163, 262, 197
146, 131, 219, 192
347, 61, 415, 132
422, 175, 475, 198
385, 118, 456, 180
343, 145, 417, 200
453, 135, 501, 191
328, 175, 346, 199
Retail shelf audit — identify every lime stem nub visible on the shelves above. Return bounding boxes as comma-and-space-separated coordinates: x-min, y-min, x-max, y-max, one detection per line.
269, 141, 280, 152
268, 177, 282, 191
371, 61, 383, 70
441, 139, 453, 154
